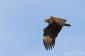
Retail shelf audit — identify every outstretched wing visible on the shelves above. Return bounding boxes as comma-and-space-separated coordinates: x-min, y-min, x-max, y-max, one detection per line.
43, 24, 62, 50
43, 35, 55, 50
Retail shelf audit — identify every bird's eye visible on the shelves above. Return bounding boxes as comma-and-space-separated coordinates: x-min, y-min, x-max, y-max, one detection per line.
52, 19, 56, 22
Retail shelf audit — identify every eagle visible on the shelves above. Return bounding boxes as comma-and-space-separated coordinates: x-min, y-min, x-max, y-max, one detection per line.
43, 16, 71, 50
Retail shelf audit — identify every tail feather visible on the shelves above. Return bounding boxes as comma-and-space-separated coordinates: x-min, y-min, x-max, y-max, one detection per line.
64, 24, 71, 26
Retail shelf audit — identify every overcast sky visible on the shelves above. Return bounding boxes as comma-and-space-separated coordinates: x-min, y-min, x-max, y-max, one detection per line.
0, 0, 85, 56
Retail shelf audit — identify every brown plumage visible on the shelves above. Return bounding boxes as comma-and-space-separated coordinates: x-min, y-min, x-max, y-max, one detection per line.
43, 16, 71, 50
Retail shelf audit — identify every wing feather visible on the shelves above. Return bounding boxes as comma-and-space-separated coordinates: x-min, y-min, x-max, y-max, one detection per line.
43, 24, 62, 50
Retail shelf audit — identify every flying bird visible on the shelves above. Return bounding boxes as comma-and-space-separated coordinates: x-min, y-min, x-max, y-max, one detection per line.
43, 16, 71, 50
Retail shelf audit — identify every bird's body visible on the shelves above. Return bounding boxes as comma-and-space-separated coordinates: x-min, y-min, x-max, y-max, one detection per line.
43, 16, 71, 50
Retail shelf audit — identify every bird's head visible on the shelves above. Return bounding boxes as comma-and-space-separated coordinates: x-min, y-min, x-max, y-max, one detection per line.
44, 19, 56, 24
44, 16, 58, 24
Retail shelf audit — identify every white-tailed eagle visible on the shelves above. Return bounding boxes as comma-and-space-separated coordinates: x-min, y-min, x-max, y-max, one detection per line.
43, 16, 71, 50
